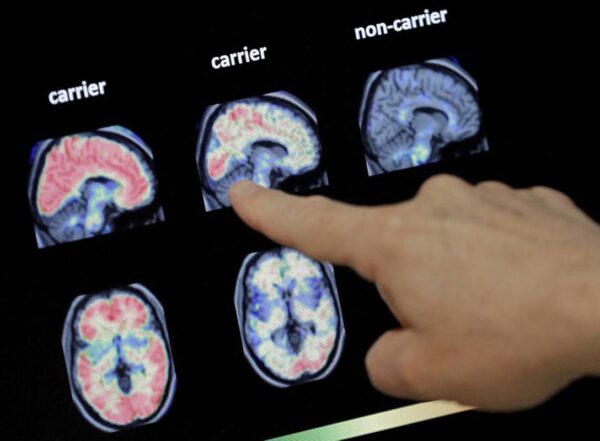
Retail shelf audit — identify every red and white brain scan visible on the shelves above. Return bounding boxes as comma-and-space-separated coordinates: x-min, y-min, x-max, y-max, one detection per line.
28, 125, 165, 248
235, 248, 345, 387
62, 284, 176, 432
197, 91, 328, 211
360, 57, 488, 175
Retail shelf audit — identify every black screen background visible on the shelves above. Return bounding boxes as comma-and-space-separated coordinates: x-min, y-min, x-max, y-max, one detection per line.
3, 3, 597, 440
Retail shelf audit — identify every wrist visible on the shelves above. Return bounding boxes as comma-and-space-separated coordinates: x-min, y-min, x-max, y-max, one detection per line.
582, 268, 600, 377
551, 238, 600, 380
572, 246, 600, 378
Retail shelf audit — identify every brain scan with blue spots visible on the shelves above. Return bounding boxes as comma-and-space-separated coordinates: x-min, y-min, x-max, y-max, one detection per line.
62, 284, 176, 432
235, 248, 345, 387
28, 125, 165, 248
359, 58, 488, 175
197, 91, 327, 211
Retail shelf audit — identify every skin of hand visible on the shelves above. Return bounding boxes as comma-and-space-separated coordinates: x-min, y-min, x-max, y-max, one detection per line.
228, 175, 600, 411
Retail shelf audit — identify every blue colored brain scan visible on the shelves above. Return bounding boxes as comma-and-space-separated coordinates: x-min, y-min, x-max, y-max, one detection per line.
234, 248, 345, 387
197, 91, 327, 211
359, 57, 489, 175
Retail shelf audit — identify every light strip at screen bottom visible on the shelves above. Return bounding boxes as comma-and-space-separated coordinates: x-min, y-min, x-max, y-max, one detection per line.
270, 400, 475, 441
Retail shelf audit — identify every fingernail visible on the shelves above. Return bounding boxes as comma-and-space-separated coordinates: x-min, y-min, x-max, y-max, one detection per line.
229, 180, 260, 199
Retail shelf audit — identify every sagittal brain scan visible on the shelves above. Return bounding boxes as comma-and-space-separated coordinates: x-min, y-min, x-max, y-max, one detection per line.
28, 125, 165, 248
235, 248, 344, 387
197, 91, 327, 211
360, 57, 488, 175
62, 284, 176, 432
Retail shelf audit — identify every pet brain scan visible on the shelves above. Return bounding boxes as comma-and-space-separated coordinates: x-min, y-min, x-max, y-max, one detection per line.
360, 57, 488, 175
197, 91, 327, 211
28, 125, 164, 248
235, 248, 345, 387
62, 284, 176, 432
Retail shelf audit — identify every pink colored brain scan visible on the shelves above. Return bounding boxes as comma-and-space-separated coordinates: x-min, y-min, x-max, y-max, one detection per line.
197, 91, 328, 211
62, 284, 176, 432
28, 125, 165, 248
235, 248, 345, 387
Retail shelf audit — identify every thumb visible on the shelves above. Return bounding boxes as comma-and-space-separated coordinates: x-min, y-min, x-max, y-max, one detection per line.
365, 329, 459, 403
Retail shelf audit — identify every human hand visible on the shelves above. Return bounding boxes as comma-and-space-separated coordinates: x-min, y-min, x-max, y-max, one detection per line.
229, 175, 600, 410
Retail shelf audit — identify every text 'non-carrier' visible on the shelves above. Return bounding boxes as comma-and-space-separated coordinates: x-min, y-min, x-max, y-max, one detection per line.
355, 9, 449, 40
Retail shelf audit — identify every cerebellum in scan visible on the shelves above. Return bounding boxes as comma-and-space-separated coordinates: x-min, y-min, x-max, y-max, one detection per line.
197, 91, 328, 211
62, 284, 176, 432
235, 247, 345, 387
28, 125, 165, 248
359, 57, 489, 175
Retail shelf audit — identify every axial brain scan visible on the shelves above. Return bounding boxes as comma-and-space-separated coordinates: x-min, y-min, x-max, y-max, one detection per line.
62, 284, 176, 432
197, 92, 327, 211
235, 248, 345, 387
28, 125, 164, 248
360, 58, 488, 175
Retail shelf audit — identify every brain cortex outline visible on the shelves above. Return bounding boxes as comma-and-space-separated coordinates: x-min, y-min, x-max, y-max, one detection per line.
28, 125, 165, 248
360, 58, 489, 175
235, 248, 345, 387
197, 91, 327, 211
62, 284, 176, 432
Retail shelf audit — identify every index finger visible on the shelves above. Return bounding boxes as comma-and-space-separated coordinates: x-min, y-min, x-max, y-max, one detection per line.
229, 180, 384, 281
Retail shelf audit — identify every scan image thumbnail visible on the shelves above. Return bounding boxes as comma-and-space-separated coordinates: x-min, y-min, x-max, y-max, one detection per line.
235, 247, 345, 387
62, 284, 176, 432
28, 125, 165, 248
197, 91, 327, 211
359, 57, 488, 175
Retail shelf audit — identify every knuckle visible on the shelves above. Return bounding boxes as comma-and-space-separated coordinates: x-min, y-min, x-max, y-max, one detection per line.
530, 185, 553, 192
476, 180, 511, 192
418, 174, 468, 197
531, 186, 574, 205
